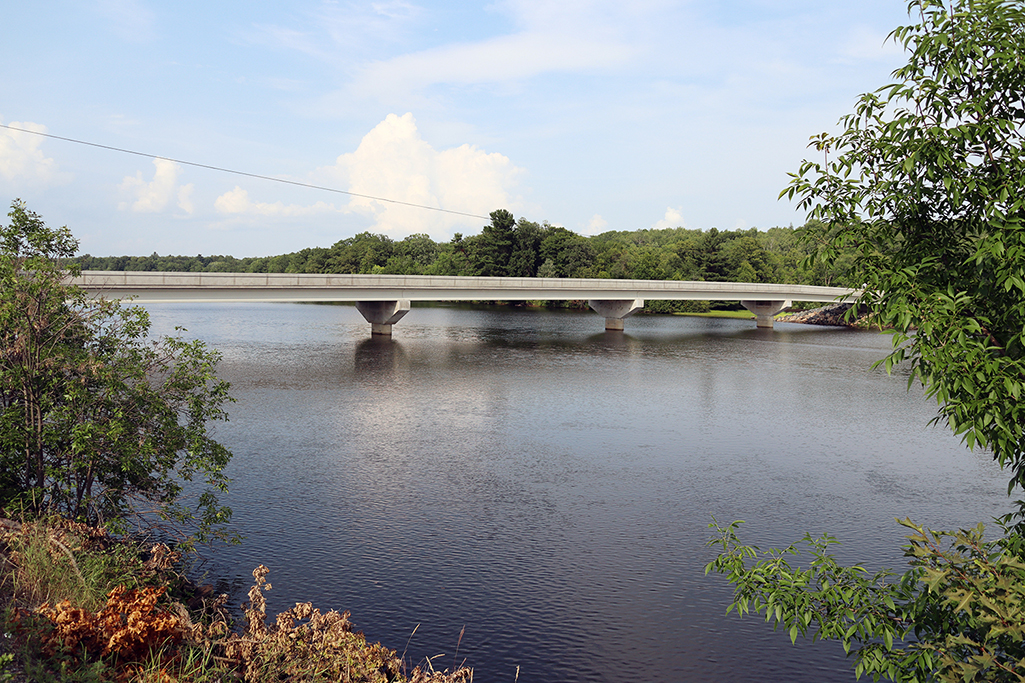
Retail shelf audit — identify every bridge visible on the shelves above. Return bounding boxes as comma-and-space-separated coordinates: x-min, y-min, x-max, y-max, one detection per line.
72, 271, 860, 335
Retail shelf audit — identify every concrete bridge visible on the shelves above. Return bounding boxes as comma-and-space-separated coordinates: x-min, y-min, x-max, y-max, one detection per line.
72, 271, 860, 335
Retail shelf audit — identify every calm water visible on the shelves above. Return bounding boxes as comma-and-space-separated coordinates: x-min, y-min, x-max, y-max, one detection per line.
145, 303, 1011, 683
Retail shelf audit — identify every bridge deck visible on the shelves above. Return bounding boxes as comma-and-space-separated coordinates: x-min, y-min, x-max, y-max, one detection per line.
73, 271, 859, 304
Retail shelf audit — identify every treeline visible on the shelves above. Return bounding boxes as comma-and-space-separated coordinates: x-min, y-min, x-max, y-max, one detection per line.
77, 210, 852, 312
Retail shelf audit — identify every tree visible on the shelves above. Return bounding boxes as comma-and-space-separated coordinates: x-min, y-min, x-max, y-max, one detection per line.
708, 1, 1025, 680
0, 201, 234, 547
396, 233, 439, 269
720, 235, 777, 283
508, 219, 545, 277
788, 0, 1025, 494
470, 209, 516, 276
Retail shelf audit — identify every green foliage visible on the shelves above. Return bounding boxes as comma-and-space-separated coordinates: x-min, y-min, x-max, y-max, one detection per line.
0, 652, 13, 683
711, 2, 1025, 679
0, 201, 235, 546
706, 519, 1025, 682
786, 0, 1025, 494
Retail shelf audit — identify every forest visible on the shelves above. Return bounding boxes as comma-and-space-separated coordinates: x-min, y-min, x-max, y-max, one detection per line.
76, 210, 852, 313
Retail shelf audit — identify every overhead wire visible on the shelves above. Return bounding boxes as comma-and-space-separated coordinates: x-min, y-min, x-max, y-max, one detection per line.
0, 123, 490, 220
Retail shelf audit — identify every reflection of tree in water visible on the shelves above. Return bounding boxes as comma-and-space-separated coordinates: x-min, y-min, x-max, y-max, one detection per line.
354, 336, 408, 379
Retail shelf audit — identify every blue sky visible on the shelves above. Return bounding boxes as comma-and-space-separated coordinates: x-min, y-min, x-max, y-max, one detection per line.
1, 0, 910, 257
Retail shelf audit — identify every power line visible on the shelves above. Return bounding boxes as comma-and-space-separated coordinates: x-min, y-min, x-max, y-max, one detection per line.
0, 123, 490, 220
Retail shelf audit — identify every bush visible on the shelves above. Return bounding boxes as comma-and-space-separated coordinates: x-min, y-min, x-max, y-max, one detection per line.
0, 201, 234, 547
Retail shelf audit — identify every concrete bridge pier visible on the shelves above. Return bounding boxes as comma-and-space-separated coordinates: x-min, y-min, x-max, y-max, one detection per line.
356, 300, 410, 335
589, 299, 645, 331
741, 299, 790, 329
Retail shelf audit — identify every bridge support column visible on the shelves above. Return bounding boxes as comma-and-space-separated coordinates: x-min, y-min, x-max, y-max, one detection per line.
588, 299, 644, 331
356, 300, 410, 336
741, 299, 790, 329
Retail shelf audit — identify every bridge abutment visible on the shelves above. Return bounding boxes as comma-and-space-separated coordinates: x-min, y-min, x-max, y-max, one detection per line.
589, 299, 645, 331
356, 300, 410, 336
740, 300, 790, 328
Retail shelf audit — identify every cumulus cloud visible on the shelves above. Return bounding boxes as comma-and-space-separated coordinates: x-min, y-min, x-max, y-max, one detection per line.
653, 206, 685, 230
580, 214, 608, 236
177, 184, 195, 214
333, 113, 522, 236
214, 186, 338, 217
119, 159, 194, 214
0, 120, 60, 184
315, 113, 521, 237
213, 113, 522, 238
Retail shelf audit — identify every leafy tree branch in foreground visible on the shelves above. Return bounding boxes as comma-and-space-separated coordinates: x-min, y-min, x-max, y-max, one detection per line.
709, 1, 1025, 680
706, 519, 1025, 682
788, 0, 1025, 492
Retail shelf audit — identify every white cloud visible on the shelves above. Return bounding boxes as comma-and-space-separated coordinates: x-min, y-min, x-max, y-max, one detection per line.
580, 214, 608, 236
247, 1, 423, 63
315, 112, 523, 238
177, 184, 195, 214
119, 159, 192, 214
653, 206, 685, 230
0, 120, 60, 184
214, 114, 522, 239
353, 32, 633, 96
214, 186, 338, 217
258, 0, 641, 102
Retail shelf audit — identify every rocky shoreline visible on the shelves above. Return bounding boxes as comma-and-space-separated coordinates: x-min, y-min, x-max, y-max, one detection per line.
777, 302, 858, 326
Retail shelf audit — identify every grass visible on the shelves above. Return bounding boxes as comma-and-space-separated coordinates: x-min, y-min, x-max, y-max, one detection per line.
2, 520, 143, 613
1, 517, 474, 682
673, 309, 756, 319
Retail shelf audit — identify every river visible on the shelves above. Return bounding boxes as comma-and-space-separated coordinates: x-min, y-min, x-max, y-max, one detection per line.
144, 302, 1012, 682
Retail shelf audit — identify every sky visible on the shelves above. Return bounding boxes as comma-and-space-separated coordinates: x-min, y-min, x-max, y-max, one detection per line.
0, 0, 912, 257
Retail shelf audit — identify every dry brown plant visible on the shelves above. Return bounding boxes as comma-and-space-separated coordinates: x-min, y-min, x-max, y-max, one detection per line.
222, 564, 405, 682
33, 600, 101, 654
97, 586, 182, 660
3, 530, 476, 682
216, 565, 475, 682
30, 585, 183, 663
408, 668, 474, 683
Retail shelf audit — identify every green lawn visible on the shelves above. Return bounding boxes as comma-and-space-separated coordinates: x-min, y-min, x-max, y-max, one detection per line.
671, 310, 756, 319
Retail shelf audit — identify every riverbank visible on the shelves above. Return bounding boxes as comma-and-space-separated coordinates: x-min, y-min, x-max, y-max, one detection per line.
776, 302, 865, 327
0, 517, 472, 682
669, 303, 861, 325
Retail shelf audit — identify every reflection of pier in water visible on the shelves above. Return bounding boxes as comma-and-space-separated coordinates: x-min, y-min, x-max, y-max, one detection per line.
75, 272, 860, 335
354, 336, 407, 378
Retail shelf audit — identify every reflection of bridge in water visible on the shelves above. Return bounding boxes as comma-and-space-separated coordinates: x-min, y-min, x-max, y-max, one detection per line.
73, 271, 860, 335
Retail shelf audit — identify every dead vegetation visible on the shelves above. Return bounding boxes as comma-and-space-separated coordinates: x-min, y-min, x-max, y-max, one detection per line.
0, 517, 473, 682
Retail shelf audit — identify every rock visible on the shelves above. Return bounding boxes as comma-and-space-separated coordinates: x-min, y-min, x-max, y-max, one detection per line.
777, 302, 857, 326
